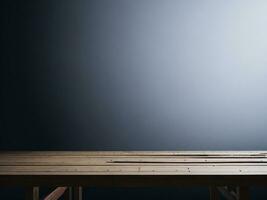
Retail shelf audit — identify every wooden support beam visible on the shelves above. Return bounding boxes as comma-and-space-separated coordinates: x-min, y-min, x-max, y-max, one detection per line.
63, 187, 73, 200
25, 187, 39, 200
73, 186, 83, 200
237, 186, 250, 200
43, 187, 67, 200
215, 186, 250, 200
217, 186, 236, 200
209, 186, 220, 200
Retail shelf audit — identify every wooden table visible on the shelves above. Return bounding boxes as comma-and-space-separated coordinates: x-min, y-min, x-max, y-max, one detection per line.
1, 151, 267, 200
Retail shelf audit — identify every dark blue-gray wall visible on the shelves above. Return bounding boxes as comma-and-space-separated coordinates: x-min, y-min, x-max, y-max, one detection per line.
1, 0, 267, 199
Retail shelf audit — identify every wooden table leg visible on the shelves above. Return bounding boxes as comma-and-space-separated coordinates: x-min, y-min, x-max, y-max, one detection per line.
26, 187, 39, 200
73, 186, 82, 200
63, 187, 73, 200
43, 187, 68, 200
209, 186, 220, 200
237, 186, 250, 200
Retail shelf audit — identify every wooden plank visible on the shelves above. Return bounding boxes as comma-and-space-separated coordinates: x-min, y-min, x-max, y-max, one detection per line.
2, 157, 267, 166
25, 187, 39, 200
43, 187, 67, 200
0, 151, 267, 189
1, 165, 267, 175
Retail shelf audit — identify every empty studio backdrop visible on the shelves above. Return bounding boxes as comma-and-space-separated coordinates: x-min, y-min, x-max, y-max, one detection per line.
2, 0, 267, 199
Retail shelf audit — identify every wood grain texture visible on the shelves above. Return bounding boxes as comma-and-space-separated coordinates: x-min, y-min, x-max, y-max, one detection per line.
1, 151, 267, 175
0, 151, 267, 186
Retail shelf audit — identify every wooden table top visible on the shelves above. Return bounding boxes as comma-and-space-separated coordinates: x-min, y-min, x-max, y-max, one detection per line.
1, 151, 267, 176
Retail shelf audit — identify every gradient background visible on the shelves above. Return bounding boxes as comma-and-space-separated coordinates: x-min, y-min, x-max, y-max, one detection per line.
1, 0, 267, 199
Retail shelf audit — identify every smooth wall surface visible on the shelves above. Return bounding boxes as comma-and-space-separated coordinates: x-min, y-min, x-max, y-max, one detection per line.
2, 0, 267, 199
2, 0, 267, 150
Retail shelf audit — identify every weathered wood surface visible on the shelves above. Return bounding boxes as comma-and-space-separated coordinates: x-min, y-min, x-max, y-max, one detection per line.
1, 151, 267, 187
0, 151, 267, 175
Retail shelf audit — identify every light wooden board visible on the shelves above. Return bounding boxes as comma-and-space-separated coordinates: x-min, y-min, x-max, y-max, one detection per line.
1, 151, 267, 175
